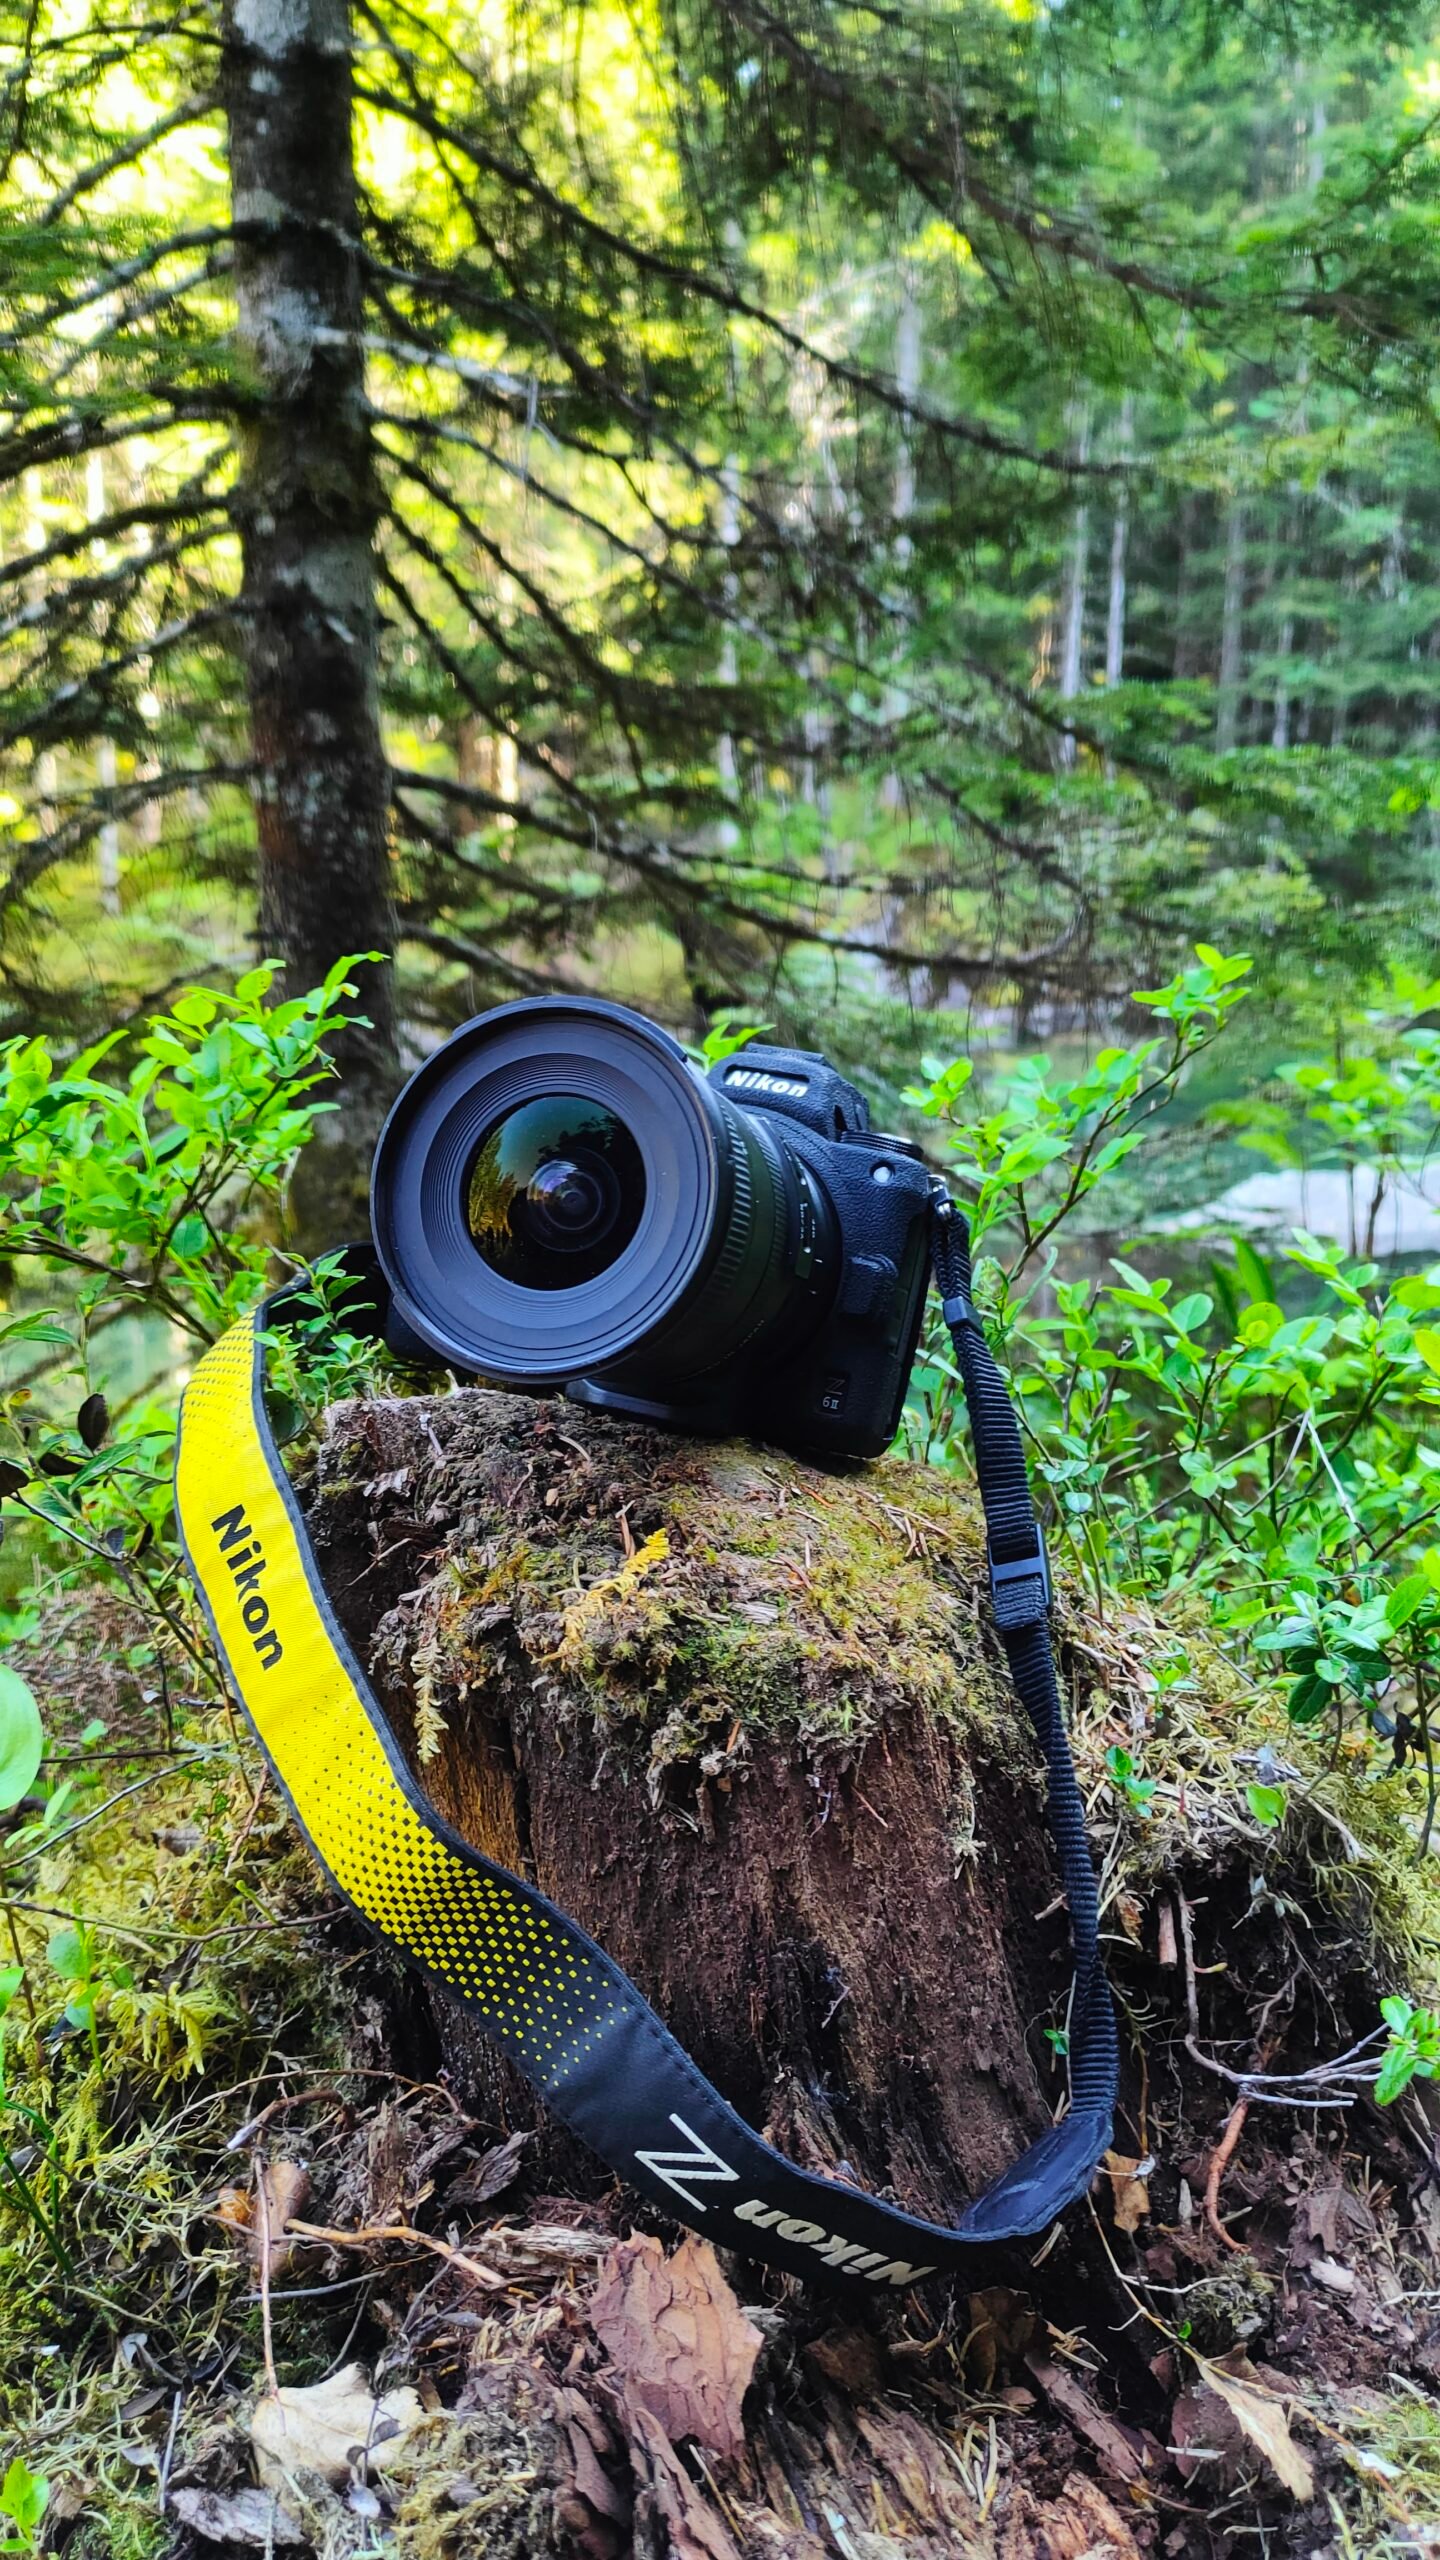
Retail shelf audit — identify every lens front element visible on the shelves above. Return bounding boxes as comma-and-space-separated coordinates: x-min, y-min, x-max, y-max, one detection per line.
466, 1094, 646, 1290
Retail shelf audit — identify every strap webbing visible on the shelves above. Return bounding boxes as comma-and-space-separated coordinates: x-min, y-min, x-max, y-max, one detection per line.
174, 1205, 1115, 2288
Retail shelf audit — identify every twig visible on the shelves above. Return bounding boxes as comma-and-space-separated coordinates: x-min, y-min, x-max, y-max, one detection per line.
156, 2388, 183, 2515
255, 2151, 278, 2397
226, 2074, 465, 2152
285, 2216, 507, 2292
1204, 2099, 1250, 2254
1174, 1891, 1384, 2107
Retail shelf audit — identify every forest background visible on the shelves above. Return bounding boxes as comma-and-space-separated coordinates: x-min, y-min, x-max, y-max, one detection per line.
5, 0, 1440, 2550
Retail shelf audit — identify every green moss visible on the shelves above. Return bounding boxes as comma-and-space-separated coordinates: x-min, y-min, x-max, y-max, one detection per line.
529, 1462, 1016, 1768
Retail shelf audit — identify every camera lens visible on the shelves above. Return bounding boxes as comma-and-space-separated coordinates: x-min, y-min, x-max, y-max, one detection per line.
466, 1096, 645, 1289
370, 995, 834, 1390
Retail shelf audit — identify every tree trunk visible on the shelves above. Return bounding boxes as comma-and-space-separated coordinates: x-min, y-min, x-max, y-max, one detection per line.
222, 0, 397, 1228
1216, 500, 1247, 753
1103, 399, 1132, 690
273, 1384, 1436, 2560
1056, 410, 1090, 769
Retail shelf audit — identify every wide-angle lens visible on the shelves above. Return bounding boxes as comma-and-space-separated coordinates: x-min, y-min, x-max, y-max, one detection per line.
465, 1093, 646, 1289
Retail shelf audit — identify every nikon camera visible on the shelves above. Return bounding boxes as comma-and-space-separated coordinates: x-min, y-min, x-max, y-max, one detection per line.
369, 996, 937, 1459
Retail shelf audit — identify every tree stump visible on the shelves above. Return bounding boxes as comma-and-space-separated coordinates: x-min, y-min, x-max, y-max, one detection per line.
304, 1385, 1086, 2243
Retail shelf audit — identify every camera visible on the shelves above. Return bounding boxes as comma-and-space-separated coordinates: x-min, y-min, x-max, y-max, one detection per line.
369, 996, 937, 1460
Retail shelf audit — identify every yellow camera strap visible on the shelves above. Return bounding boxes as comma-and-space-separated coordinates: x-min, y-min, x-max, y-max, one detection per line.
176, 1255, 1115, 2288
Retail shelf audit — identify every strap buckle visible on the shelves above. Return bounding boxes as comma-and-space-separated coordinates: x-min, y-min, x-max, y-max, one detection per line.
987, 1527, 1051, 1630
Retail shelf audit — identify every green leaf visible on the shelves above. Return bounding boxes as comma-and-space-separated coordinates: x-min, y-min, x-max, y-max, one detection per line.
1415, 1328, 1440, 1378
45, 1928, 87, 1983
1287, 1673, 1331, 1725
1245, 1782, 1286, 1829
1386, 1575, 1432, 1630
1169, 1292, 1213, 1335
0, 1668, 42, 1812
1232, 1237, 1274, 1309
0, 2460, 47, 2535
1375, 2044, 1417, 2105
0, 1967, 24, 2020
170, 1215, 208, 1260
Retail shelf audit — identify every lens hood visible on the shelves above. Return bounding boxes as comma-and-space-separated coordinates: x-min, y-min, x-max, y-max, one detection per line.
370, 997, 725, 1382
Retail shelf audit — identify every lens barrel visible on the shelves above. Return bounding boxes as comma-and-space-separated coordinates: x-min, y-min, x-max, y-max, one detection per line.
370, 997, 829, 1390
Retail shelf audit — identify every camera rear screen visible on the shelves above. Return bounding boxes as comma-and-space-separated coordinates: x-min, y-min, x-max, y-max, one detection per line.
465, 1094, 647, 1290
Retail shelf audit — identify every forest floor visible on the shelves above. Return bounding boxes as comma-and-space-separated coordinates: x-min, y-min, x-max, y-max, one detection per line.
2, 1409, 1439, 2560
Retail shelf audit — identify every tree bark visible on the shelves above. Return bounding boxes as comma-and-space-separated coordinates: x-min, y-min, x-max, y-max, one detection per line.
1057, 408, 1090, 769
222, 0, 397, 1226
1216, 500, 1247, 753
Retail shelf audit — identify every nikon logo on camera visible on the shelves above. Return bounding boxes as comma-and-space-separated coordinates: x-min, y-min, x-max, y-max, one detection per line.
722, 1066, 809, 1099
210, 1503, 284, 1670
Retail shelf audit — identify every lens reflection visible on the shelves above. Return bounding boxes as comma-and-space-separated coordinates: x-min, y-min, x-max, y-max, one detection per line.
466, 1094, 646, 1289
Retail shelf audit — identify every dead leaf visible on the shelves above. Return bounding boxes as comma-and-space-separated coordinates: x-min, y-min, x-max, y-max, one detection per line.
1103, 2150, 1151, 2236
250, 2361, 424, 2490
1293, 2183, 1375, 2261
214, 2158, 311, 2275
167, 2485, 307, 2548
253, 2158, 311, 2274
590, 2233, 762, 2461
805, 2325, 884, 2398
1173, 2353, 1313, 2503
963, 2286, 1037, 2391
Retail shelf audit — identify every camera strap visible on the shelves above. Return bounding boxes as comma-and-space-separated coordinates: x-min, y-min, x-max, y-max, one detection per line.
174, 1203, 1116, 2289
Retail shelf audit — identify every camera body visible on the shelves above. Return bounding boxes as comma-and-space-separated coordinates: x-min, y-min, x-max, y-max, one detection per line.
371, 998, 938, 1461
572, 1040, 936, 1457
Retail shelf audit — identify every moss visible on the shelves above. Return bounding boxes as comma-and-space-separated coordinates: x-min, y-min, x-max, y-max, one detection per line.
390, 1435, 1020, 1780
385, 2392, 558, 2560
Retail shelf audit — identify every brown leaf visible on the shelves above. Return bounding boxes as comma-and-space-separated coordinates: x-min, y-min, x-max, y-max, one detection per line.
249, 2361, 423, 2489
590, 2233, 762, 2462
167, 2485, 307, 2548
1195, 2353, 1314, 2502
1103, 2150, 1152, 2236
1292, 2182, 1375, 2262
963, 2285, 1037, 2390
253, 2158, 311, 2275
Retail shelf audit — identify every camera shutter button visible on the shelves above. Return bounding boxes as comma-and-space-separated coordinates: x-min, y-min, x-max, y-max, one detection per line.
839, 1253, 898, 1323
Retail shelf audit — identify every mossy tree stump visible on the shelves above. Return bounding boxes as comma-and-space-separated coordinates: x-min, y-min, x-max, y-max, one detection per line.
303, 1385, 1096, 2254
278, 1387, 1440, 2555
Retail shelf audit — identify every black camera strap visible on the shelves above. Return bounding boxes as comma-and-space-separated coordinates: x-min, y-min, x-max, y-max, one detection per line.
175, 1199, 1116, 2289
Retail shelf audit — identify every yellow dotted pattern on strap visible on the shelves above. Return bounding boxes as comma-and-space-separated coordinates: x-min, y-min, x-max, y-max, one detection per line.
175, 1314, 621, 2086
